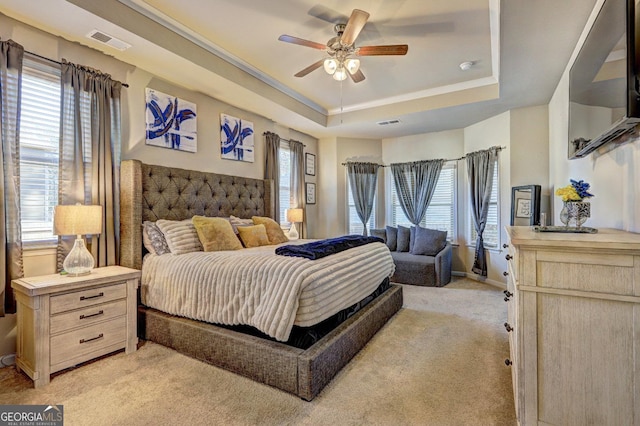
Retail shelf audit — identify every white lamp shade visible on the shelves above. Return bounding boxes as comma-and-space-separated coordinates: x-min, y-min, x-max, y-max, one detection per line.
333, 66, 348, 81
323, 58, 338, 74
345, 58, 360, 74
286, 208, 304, 223
54, 204, 103, 236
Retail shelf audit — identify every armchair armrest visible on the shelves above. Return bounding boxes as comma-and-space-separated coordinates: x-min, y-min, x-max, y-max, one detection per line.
434, 242, 452, 286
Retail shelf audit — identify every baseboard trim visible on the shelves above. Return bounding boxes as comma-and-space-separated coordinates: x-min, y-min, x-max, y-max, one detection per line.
452, 271, 506, 289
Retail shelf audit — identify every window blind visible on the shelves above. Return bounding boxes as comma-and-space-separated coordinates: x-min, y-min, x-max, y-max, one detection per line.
390, 164, 456, 240
19, 58, 61, 243
278, 140, 291, 225
347, 180, 376, 235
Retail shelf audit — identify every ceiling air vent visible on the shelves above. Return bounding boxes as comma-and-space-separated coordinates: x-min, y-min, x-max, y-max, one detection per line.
377, 119, 401, 126
86, 30, 131, 51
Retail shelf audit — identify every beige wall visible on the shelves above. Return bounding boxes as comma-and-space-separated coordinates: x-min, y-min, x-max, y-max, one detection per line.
549, 0, 640, 232
381, 129, 465, 272
0, 14, 319, 357
316, 137, 383, 238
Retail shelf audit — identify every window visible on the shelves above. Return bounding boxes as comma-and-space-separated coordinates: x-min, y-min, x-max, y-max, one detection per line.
278, 140, 291, 226
390, 164, 457, 241
469, 160, 499, 249
347, 180, 376, 235
19, 57, 61, 244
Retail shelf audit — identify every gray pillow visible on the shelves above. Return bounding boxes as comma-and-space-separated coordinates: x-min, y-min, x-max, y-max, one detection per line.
370, 228, 387, 243
385, 226, 397, 251
410, 226, 447, 256
143, 221, 170, 255
396, 226, 411, 252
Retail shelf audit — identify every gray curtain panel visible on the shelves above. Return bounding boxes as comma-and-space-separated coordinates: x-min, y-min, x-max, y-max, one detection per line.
289, 139, 305, 236
0, 39, 24, 316
57, 60, 122, 272
264, 132, 280, 222
391, 159, 445, 226
346, 162, 381, 236
466, 146, 499, 277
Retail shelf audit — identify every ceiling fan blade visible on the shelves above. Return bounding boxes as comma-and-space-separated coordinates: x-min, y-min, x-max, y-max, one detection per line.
278, 35, 326, 50
340, 9, 370, 46
357, 44, 409, 56
348, 68, 365, 83
294, 60, 324, 77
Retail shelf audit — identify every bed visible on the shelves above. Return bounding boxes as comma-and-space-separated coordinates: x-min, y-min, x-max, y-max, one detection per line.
119, 159, 403, 400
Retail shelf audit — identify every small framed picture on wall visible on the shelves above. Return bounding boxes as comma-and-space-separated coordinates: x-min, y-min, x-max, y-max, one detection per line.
306, 182, 316, 205
305, 153, 316, 176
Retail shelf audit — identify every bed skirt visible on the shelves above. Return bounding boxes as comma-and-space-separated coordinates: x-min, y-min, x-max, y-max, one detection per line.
137, 284, 403, 400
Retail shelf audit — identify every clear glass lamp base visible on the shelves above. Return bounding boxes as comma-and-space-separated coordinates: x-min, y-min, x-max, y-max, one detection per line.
63, 237, 95, 276
288, 223, 299, 240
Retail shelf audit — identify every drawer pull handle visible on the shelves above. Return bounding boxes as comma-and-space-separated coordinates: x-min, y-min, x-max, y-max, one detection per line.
79, 310, 104, 320
505, 254, 513, 261
504, 322, 513, 332
79, 333, 104, 344
505, 359, 512, 366
504, 290, 513, 297
503, 243, 509, 249
503, 271, 509, 276
80, 292, 104, 301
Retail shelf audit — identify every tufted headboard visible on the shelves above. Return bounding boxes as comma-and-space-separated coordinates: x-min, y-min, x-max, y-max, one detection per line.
119, 159, 273, 269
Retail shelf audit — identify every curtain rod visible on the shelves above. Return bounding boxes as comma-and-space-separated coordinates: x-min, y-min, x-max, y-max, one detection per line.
262, 132, 306, 147
26, 50, 130, 88
341, 146, 507, 166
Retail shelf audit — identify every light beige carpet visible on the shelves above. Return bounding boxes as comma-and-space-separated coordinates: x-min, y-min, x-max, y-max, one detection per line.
0, 277, 516, 426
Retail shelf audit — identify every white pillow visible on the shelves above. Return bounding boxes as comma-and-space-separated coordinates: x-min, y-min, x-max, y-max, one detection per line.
228, 215, 254, 234
155, 219, 203, 255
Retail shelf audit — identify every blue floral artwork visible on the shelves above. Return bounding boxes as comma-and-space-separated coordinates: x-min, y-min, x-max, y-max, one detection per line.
220, 113, 254, 162
145, 88, 197, 152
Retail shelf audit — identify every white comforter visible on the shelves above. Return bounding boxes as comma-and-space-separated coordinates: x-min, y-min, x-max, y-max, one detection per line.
141, 240, 395, 341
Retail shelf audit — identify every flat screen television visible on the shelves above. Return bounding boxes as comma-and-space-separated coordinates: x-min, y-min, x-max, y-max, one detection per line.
568, 0, 640, 158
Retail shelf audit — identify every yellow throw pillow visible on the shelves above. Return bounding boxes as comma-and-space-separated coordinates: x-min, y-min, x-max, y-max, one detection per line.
252, 216, 289, 244
192, 216, 243, 251
237, 224, 270, 248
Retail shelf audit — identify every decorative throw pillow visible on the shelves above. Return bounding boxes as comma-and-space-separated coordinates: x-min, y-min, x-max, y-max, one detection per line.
155, 219, 203, 255
396, 225, 411, 252
385, 226, 398, 251
143, 221, 170, 255
410, 226, 448, 256
252, 216, 289, 244
192, 216, 243, 252
370, 228, 387, 243
237, 224, 271, 248
228, 215, 254, 234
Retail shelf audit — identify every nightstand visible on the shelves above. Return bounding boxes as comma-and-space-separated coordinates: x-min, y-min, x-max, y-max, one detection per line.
11, 265, 141, 387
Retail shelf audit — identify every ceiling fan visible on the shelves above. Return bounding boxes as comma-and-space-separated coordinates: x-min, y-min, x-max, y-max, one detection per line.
278, 9, 408, 83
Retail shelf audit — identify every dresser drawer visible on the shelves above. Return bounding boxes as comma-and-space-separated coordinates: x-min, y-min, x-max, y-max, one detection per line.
50, 282, 126, 314
50, 316, 126, 367
50, 300, 127, 334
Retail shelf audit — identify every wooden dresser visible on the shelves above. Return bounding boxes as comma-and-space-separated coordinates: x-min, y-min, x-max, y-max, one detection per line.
504, 226, 640, 426
12, 266, 140, 387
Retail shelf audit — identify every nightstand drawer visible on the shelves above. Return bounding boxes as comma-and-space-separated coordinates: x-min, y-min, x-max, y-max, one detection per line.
50, 300, 127, 334
50, 282, 126, 314
50, 316, 126, 367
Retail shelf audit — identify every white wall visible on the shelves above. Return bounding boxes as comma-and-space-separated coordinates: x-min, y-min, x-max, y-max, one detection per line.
549, 0, 640, 232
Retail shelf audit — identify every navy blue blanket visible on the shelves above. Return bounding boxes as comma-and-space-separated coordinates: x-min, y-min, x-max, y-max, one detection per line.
275, 235, 384, 260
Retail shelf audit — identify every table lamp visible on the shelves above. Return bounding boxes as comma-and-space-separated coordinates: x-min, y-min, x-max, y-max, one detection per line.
53, 204, 102, 276
286, 208, 304, 240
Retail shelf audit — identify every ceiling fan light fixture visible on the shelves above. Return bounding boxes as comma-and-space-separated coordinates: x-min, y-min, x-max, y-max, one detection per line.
333, 66, 348, 81
324, 58, 338, 75
345, 58, 360, 74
